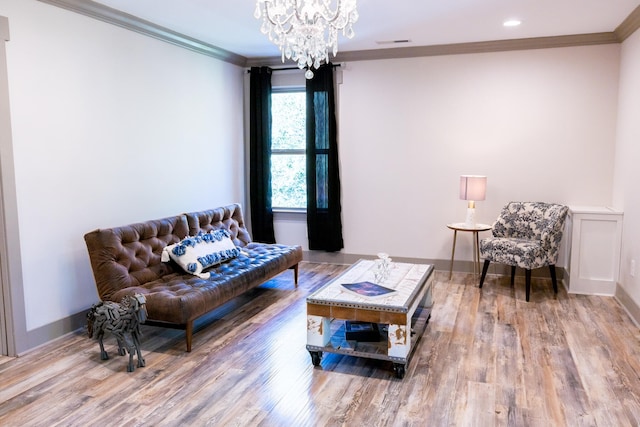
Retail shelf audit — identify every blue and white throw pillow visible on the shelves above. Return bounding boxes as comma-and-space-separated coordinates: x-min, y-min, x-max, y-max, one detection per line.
161, 229, 240, 278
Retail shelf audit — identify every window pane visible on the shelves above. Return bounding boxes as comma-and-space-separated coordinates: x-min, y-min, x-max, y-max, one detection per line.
271, 154, 306, 208
272, 92, 305, 150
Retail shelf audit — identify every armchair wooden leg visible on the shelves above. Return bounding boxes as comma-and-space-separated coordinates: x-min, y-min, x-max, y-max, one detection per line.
510, 266, 516, 287
525, 269, 532, 302
549, 265, 558, 294
479, 260, 490, 288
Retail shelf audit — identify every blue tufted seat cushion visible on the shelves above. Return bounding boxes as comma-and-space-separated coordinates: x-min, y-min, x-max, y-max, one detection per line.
109, 242, 302, 324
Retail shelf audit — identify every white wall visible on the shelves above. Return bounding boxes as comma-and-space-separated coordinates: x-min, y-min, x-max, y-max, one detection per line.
276, 45, 621, 265
0, 0, 245, 352
614, 30, 640, 308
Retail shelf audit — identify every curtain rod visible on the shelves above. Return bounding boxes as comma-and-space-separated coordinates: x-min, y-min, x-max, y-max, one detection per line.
247, 63, 342, 73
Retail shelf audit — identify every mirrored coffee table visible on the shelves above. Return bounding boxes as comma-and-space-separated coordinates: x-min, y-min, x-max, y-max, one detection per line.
306, 259, 434, 379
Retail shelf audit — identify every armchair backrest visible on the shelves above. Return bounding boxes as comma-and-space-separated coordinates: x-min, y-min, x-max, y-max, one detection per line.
492, 202, 569, 263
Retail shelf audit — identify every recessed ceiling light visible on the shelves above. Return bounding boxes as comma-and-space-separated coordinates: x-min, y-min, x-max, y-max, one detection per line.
503, 19, 522, 27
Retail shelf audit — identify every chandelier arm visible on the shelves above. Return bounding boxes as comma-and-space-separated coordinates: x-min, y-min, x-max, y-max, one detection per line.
292, 0, 343, 25
293, 0, 304, 23
321, 1, 342, 24
264, 1, 296, 28
316, 0, 354, 25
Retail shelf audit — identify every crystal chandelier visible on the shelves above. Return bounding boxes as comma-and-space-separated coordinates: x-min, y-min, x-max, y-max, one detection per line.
254, 0, 359, 79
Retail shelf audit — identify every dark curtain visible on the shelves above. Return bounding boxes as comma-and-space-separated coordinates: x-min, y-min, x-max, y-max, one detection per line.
306, 64, 344, 251
249, 66, 276, 243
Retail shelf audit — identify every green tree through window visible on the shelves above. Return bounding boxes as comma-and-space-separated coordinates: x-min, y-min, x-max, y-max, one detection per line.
271, 90, 306, 209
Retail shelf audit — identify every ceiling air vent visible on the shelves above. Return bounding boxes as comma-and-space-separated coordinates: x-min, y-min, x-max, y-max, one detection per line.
375, 39, 412, 45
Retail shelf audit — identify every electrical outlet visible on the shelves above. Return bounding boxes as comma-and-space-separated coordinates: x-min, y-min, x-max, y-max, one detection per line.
631, 260, 636, 278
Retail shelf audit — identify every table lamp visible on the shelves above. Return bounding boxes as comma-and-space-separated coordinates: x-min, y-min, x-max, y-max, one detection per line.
459, 175, 487, 228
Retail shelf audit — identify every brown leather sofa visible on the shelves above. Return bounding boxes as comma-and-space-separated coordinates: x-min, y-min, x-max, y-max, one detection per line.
84, 203, 303, 352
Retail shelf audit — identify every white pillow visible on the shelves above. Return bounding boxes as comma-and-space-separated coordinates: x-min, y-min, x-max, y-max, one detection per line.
161, 229, 240, 278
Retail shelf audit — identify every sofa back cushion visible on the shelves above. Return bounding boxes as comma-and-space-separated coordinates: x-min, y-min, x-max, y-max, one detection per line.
185, 204, 252, 248
84, 215, 189, 300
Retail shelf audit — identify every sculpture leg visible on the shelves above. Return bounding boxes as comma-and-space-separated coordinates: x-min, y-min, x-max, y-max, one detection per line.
127, 349, 135, 372
97, 331, 108, 360
124, 334, 136, 372
133, 332, 145, 368
116, 337, 126, 356
114, 331, 135, 372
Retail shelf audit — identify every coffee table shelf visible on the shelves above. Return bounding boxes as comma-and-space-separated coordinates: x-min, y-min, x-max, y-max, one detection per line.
306, 304, 431, 378
306, 260, 434, 379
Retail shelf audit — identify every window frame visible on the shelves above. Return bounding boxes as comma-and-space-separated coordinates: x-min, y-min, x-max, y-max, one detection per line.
270, 87, 307, 212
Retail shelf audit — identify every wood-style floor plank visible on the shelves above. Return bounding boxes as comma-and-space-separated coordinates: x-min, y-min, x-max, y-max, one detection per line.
1, 262, 640, 426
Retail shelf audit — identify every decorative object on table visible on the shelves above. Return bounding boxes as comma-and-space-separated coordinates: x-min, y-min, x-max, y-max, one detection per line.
254, 0, 359, 79
87, 294, 147, 372
459, 175, 487, 228
341, 281, 396, 298
479, 202, 569, 302
374, 252, 392, 283
345, 321, 380, 342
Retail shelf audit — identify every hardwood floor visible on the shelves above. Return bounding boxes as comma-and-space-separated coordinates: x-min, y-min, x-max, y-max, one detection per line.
1, 261, 640, 426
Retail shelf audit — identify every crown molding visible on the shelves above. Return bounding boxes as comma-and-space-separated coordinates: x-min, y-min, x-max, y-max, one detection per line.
36, 0, 247, 67
615, 5, 640, 41
247, 32, 620, 67
37, 0, 639, 69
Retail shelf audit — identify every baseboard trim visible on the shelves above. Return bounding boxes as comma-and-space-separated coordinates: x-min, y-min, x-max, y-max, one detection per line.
615, 284, 640, 328
19, 310, 86, 357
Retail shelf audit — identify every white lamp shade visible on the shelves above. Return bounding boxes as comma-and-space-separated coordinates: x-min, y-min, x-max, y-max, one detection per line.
460, 175, 487, 201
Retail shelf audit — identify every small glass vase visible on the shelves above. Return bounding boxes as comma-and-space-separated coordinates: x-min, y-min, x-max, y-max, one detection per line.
373, 252, 392, 283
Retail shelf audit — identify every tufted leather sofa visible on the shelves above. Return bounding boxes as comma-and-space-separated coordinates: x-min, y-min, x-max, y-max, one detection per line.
84, 203, 303, 352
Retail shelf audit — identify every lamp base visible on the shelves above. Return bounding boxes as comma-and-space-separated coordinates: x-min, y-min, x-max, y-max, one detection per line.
465, 207, 476, 228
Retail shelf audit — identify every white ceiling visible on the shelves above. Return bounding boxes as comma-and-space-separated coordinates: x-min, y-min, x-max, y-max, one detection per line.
92, 0, 640, 59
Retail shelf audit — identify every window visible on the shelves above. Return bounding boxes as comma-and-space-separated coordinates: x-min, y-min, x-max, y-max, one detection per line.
271, 89, 306, 209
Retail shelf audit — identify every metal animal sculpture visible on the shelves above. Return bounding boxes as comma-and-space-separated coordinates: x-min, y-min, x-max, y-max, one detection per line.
87, 293, 147, 372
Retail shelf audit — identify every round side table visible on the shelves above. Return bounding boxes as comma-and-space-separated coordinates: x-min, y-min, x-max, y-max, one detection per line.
446, 223, 492, 279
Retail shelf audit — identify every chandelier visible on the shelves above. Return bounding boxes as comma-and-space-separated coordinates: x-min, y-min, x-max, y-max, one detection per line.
254, 0, 359, 79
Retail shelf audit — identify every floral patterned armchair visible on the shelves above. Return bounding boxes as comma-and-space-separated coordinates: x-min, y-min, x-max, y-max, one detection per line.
479, 202, 569, 301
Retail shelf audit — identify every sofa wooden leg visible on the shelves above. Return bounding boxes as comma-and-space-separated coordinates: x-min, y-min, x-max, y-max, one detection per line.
525, 269, 532, 302
479, 260, 490, 288
510, 266, 516, 287
293, 264, 299, 287
185, 321, 193, 352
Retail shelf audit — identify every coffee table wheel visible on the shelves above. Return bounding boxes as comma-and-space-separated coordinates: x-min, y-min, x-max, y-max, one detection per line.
309, 351, 322, 366
393, 363, 406, 379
